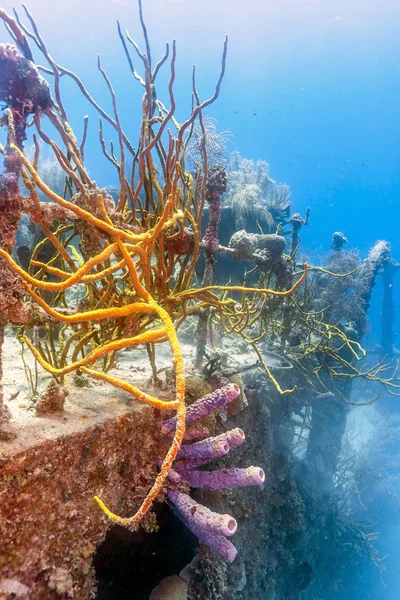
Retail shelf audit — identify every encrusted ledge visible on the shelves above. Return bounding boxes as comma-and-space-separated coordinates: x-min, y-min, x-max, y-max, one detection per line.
0, 334, 167, 599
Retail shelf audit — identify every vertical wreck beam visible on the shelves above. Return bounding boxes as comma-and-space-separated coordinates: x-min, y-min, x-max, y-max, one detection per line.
306, 239, 391, 490
380, 259, 399, 357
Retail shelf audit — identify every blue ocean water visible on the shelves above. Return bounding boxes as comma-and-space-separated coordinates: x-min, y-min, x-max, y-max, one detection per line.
1, 0, 400, 597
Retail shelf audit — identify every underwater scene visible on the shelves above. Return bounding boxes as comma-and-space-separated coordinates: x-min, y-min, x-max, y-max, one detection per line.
0, 0, 399, 598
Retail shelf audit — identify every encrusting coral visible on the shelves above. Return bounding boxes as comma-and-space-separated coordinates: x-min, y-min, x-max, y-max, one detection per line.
0, 1, 307, 555
35, 379, 67, 415
228, 230, 286, 266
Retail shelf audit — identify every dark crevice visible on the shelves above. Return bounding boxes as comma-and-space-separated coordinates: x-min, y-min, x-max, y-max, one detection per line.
95, 503, 196, 599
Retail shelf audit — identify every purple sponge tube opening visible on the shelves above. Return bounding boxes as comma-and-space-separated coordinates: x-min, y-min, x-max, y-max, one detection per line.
177, 437, 230, 461
169, 498, 238, 562
167, 488, 237, 537
225, 427, 246, 448
184, 517, 238, 562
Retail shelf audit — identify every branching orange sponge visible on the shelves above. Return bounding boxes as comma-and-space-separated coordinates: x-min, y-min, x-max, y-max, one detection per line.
0, 3, 311, 530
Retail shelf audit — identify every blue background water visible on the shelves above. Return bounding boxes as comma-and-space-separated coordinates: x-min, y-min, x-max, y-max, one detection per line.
1, 0, 400, 596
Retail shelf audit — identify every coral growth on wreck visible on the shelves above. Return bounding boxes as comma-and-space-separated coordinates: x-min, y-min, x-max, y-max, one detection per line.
0, 0, 305, 560
222, 150, 292, 230
1, 3, 399, 600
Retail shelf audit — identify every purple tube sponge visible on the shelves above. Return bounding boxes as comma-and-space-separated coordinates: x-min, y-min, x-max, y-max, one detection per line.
167, 489, 237, 537
177, 437, 230, 461
184, 518, 237, 563
180, 428, 246, 470
158, 384, 264, 562
177, 428, 245, 461
161, 383, 240, 435
168, 489, 237, 562
156, 460, 182, 484
177, 466, 265, 490
224, 427, 246, 448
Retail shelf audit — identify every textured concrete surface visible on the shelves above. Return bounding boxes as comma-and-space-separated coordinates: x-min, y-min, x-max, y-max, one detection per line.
0, 333, 169, 599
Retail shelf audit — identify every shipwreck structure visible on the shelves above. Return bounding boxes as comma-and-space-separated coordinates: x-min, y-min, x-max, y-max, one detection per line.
0, 3, 398, 599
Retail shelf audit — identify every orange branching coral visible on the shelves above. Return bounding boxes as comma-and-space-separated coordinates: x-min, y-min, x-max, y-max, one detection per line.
0, 2, 308, 526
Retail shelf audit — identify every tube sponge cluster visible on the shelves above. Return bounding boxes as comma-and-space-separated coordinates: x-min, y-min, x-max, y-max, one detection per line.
161, 383, 265, 562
